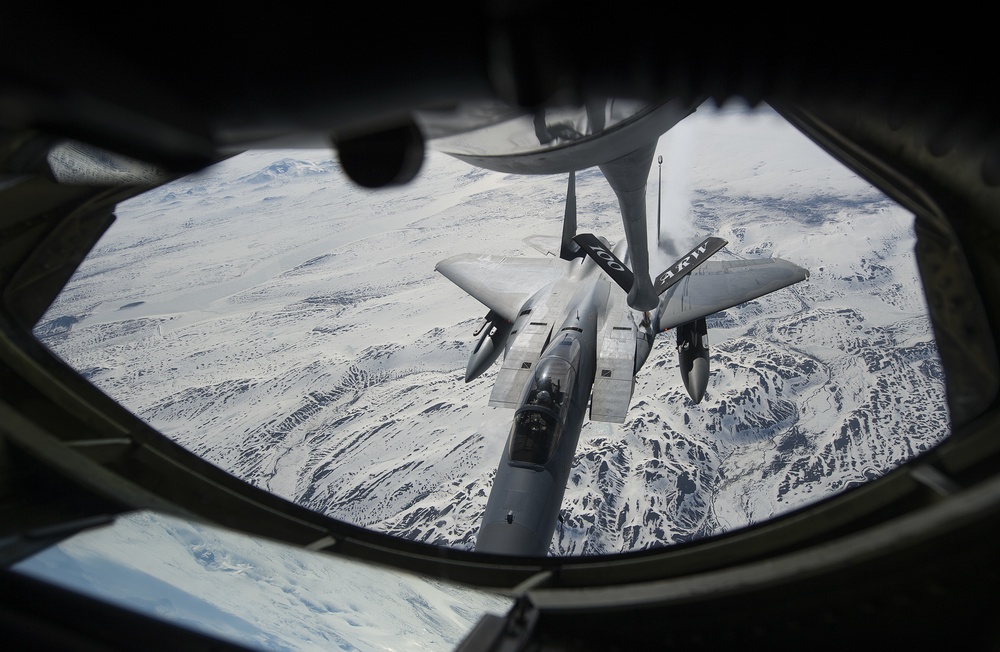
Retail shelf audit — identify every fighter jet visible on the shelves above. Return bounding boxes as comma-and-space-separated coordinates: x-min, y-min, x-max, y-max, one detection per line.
436, 149, 809, 555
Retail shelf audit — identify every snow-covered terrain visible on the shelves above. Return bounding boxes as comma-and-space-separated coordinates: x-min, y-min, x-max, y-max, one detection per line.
16, 511, 512, 651
21, 101, 950, 648
34, 102, 949, 550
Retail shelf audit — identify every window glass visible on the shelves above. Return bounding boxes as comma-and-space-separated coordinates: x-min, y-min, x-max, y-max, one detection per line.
14, 511, 513, 650
33, 101, 949, 558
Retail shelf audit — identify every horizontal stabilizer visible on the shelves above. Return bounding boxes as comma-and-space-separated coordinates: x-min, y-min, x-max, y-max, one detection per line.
573, 233, 634, 293
653, 236, 727, 294
523, 235, 563, 257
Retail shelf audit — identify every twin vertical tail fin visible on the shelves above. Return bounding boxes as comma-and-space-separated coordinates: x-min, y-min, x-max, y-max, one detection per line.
559, 171, 582, 261
574, 233, 728, 296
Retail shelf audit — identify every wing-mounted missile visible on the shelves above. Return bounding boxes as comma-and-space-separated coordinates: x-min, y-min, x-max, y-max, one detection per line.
676, 317, 709, 403
466, 310, 512, 382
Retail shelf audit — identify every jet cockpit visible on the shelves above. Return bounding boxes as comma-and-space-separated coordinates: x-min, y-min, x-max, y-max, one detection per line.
508, 347, 579, 465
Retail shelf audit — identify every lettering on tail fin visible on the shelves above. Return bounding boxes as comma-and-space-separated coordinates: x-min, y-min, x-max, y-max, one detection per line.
573, 233, 634, 293
654, 236, 728, 294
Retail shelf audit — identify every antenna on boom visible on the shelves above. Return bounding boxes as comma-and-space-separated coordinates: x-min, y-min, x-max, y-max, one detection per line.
656, 154, 663, 248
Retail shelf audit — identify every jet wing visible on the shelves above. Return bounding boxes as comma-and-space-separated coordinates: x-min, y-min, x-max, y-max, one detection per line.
658, 258, 809, 329
435, 254, 572, 323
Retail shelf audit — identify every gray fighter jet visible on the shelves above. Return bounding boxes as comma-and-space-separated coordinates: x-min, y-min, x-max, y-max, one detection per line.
436, 150, 809, 556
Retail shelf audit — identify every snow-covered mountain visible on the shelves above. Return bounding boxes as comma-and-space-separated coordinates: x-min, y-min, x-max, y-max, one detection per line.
34, 102, 948, 561
16, 511, 513, 652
